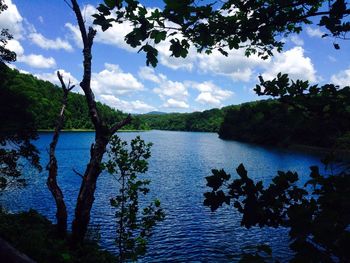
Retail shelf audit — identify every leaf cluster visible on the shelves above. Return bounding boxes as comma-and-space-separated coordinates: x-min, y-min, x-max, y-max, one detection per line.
0, 1, 16, 63
94, 1, 350, 66
0, 64, 41, 190
204, 163, 350, 262
103, 135, 164, 261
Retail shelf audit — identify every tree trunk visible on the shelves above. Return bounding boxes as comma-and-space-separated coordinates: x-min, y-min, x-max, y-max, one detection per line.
46, 71, 74, 237
71, 134, 109, 243
69, 0, 132, 244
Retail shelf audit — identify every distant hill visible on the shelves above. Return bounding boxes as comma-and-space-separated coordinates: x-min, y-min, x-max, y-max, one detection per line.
145, 111, 167, 115
138, 107, 237, 132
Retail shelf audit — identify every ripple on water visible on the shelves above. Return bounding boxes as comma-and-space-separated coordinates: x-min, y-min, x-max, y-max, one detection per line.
0, 131, 324, 262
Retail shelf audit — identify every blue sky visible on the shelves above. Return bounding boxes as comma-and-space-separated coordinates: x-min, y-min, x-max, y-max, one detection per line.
1, 0, 350, 113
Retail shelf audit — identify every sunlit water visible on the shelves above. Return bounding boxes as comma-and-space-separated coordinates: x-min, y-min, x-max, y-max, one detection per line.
0, 130, 325, 262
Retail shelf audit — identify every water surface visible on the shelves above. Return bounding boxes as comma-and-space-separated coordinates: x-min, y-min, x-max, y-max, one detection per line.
0, 130, 324, 262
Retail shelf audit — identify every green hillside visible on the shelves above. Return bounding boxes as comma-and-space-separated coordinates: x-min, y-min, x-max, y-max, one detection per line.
0, 63, 138, 130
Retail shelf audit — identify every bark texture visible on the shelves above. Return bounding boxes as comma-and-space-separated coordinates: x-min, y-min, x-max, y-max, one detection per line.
46, 71, 74, 237
70, 0, 132, 244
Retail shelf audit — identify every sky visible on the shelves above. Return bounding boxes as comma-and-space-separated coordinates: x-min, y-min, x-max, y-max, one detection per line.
1, 0, 350, 114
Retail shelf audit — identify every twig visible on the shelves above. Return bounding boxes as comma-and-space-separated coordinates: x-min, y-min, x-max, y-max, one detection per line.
73, 168, 84, 179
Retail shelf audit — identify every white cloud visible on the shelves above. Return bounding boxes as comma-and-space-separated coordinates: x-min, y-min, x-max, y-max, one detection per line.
138, 66, 161, 83
262, 47, 317, 82
38, 16, 44, 24
92, 63, 143, 96
6, 34, 57, 69
100, 95, 156, 113
163, 98, 189, 109
0, 0, 23, 39
65, 23, 83, 48
6, 39, 24, 56
191, 81, 233, 106
17, 54, 56, 69
330, 68, 350, 87
290, 35, 304, 46
153, 79, 188, 100
65, 5, 135, 52
198, 49, 268, 82
306, 26, 325, 38
29, 32, 73, 51
35, 69, 79, 86
157, 40, 195, 71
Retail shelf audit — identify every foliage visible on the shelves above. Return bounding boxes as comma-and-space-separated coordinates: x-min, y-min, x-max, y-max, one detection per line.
219, 76, 350, 149
140, 107, 227, 132
0, 63, 41, 190
103, 135, 164, 261
204, 163, 350, 262
0, 64, 139, 130
0, 209, 117, 263
94, 0, 350, 67
0, 0, 16, 63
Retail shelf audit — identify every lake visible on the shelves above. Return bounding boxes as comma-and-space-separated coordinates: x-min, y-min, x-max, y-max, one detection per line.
0, 130, 324, 262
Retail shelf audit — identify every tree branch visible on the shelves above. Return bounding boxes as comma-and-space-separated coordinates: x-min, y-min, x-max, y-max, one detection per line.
73, 168, 84, 179
110, 114, 132, 135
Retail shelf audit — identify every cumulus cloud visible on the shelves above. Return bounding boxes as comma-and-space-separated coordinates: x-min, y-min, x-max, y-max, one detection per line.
153, 79, 188, 101
92, 63, 143, 96
157, 40, 195, 71
6, 39, 24, 56
198, 49, 268, 82
290, 35, 304, 46
191, 81, 233, 106
100, 94, 156, 113
29, 32, 73, 51
17, 54, 56, 69
330, 68, 350, 87
163, 98, 189, 109
35, 69, 79, 86
138, 66, 161, 83
6, 39, 57, 69
306, 26, 325, 38
65, 23, 83, 48
0, 0, 23, 38
262, 47, 317, 82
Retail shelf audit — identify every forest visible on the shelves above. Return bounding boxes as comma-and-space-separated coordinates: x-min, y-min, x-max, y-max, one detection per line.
3, 63, 349, 151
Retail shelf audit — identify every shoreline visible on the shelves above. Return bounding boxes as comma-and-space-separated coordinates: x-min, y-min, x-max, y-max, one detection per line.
38, 129, 148, 132
287, 144, 350, 159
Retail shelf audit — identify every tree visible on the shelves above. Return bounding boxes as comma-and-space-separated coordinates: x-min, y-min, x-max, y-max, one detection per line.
0, 2, 40, 190
0, 74, 41, 189
103, 135, 164, 261
0, 0, 16, 63
94, 0, 350, 67
65, 0, 132, 243
46, 71, 74, 237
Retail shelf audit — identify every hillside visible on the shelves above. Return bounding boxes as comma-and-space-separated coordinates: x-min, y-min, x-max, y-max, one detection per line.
0, 64, 140, 130
219, 91, 350, 149
139, 107, 235, 132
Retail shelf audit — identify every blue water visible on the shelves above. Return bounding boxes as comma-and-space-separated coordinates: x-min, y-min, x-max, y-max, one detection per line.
0, 130, 325, 262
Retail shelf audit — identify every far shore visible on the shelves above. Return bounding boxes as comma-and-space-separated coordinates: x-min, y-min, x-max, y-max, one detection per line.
38, 129, 148, 132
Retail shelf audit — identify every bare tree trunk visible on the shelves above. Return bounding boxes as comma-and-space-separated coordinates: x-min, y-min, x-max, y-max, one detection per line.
69, 0, 132, 244
46, 71, 74, 237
